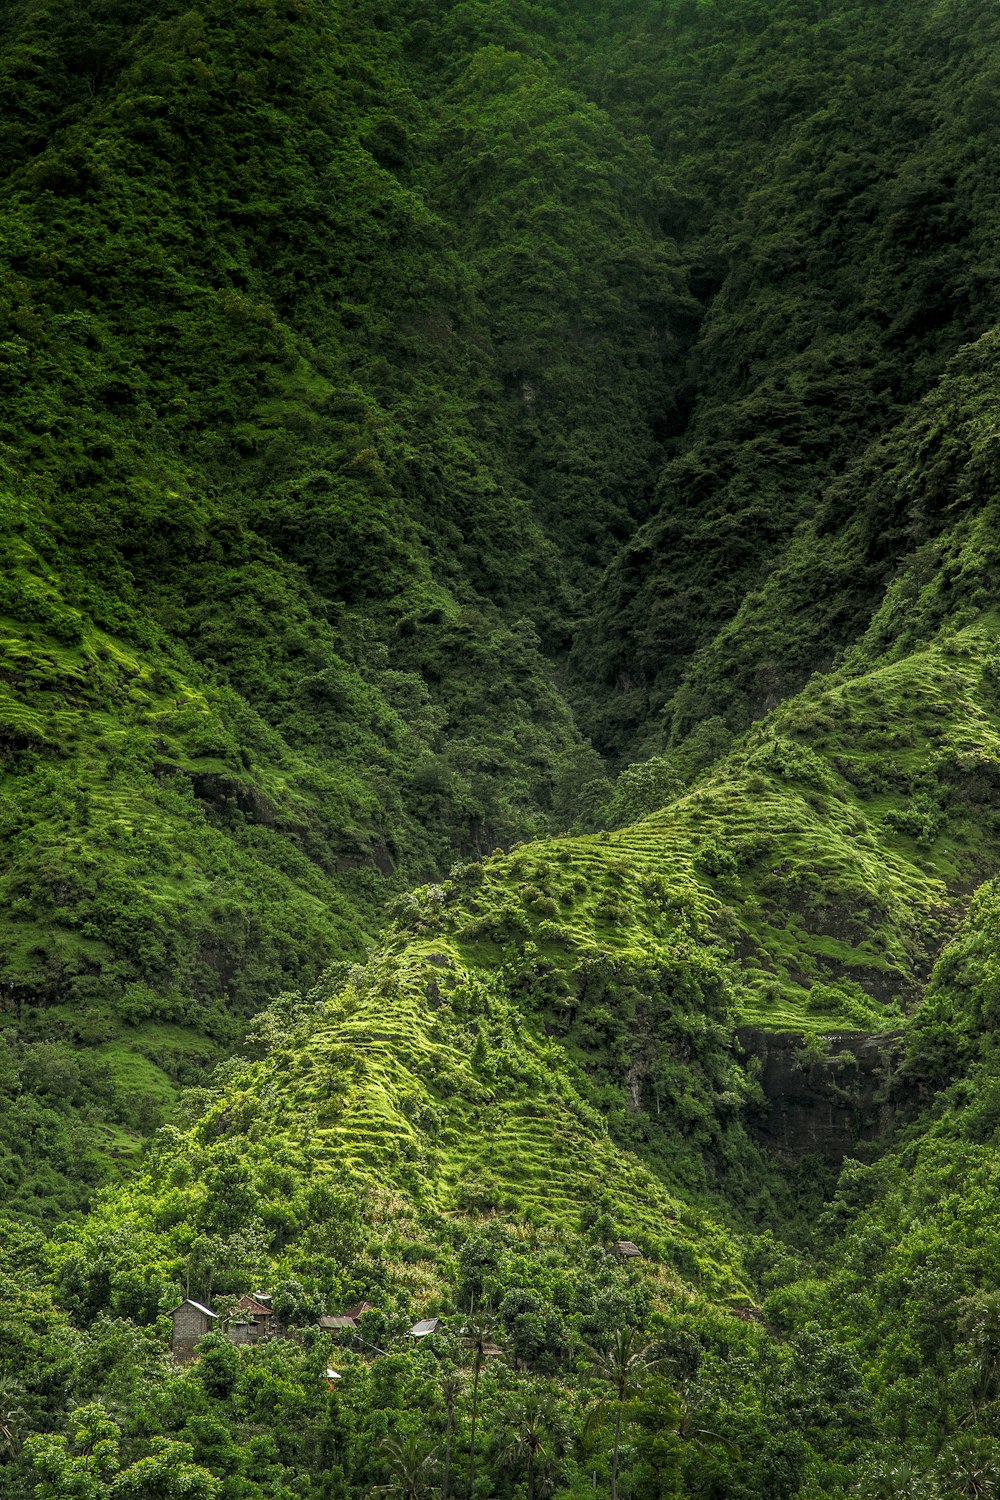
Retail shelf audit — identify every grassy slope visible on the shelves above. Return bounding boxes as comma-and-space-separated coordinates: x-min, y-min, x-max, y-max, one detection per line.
9, 0, 1000, 1226
456, 616, 1000, 1037
11, 3, 1000, 1493
0, 0, 687, 1213
32, 601, 1000, 1497
55, 603, 1000, 1316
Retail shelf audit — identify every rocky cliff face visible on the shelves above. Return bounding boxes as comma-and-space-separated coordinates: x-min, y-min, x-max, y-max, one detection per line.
738, 1028, 905, 1160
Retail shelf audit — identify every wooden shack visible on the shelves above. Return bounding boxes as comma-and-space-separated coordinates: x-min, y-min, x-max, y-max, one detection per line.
319, 1300, 375, 1332
231, 1293, 284, 1342
171, 1299, 218, 1362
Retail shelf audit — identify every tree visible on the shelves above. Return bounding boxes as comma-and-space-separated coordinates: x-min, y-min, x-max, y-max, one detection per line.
495, 1388, 568, 1500
109, 1438, 220, 1498
585, 1330, 661, 1500
934, 1434, 1000, 1499
576, 1401, 610, 1494
609, 757, 682, 828
438, 1371, 463, 1500
25, 1402, 121, 1500
463, 1314, 496, 1496
271, 1276, 323, 1329
857, 1459, 935, 1500
960, 1293, 1000, 1404
0, 1377, 26, 1459
25, 1405, 220, 1500
630, 1377, 683, 1500
376, 1433, 438, 1500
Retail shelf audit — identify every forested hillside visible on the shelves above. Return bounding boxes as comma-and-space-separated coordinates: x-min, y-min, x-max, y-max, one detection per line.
6, 0, 1000, 1496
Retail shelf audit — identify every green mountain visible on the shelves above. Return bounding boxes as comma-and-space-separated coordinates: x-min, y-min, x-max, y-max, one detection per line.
8, 0, 1000, 1497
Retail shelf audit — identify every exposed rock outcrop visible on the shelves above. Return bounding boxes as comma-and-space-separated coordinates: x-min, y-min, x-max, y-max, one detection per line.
738, 1027, 905, 1160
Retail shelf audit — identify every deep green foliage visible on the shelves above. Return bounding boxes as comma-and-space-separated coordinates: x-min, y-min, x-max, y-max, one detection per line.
9, 0, 1000, 1498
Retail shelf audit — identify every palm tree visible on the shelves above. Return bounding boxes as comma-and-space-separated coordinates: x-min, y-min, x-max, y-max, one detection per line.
935, 1434, 1000, 1500
576, 1402, 607, 1493
960, 1292, 1000, 1403
585, 1329, 661, 1500
859, 1459, 934, 1500
675, 1375, 740, 1460
377, 1432, 438, 1500
438, 1372, 463, 1500
495, 1389, 567, 1500
463, 1313, 496, 1497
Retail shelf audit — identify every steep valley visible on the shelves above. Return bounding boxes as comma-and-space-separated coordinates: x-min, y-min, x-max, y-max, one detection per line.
6, 1, 1000, 1497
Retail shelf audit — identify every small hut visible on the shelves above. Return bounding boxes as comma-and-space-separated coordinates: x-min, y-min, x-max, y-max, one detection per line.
171, 1299, 218, 1362
319, 1300, 375, 1332
408, 1318, 442, 1338
231, 1293, 284, 1342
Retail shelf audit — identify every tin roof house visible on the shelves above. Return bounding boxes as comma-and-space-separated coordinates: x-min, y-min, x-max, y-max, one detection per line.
171, 1299, 218, 1363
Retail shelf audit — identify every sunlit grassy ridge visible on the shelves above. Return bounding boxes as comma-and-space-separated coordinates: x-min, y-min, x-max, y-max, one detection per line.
397, 619, 1000, 1041
186, 950, 753, 1296
55, 614, 1000, 1355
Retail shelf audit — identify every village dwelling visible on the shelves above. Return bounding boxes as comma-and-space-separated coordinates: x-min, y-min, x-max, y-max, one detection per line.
172, 1295, 379, 1362
170, 1300, 219, 1363
408, 1318, 442, 1338
228, 1293, 286, 1344
318, 1301, 376, 1332
170, 1293, 286, 1362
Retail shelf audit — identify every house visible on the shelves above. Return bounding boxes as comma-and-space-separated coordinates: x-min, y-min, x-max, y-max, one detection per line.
230, 1293, 285, 1342
408, 1318, 442, 1338
227, 1317, 256, 1346
171, 1299, 219, 1362
614, 1240, 642, 1260
319, 1300, 376, 1332
343, 1301, 376, 1321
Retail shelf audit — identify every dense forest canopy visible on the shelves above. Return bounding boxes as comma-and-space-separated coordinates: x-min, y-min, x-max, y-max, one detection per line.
5, 0, 1000, 1496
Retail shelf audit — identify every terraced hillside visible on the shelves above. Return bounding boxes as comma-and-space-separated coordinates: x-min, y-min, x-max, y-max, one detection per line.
58, 610, 1000, 1309
39, 610, 1000, 1496
12, 0, 1000, 1497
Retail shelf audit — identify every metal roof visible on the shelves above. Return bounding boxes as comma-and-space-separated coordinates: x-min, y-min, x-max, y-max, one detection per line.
171, 1299, 218, 1319
408, 1318, 442, 1337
